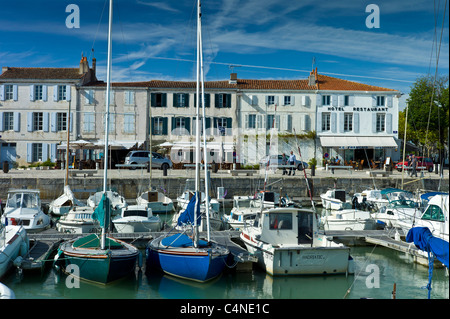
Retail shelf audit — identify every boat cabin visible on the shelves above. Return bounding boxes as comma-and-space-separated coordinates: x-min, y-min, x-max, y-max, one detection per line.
6, 190, 41, 211
256, 208, 318, 246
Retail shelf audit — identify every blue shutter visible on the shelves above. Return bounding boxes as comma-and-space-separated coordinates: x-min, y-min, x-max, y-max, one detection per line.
13, 112, 20, 132
43, 85, 48, 102
353, 113, 359, 133
50, 144, 57, 162
42, 143, 49, 161
0, 85, 4, 101
13, 85, 18, 101
386, 113, 393, 133
27, 112, 33, 132
66, 85, 71, 101
30, 85, 35, 101
51, 113, 57, 132
53, 85, 58, 101
0, 112, 3, 131
69, 112, 73, 132
162, 117, 168, 135
27, 143, 33, 162
43, 112, 49, 132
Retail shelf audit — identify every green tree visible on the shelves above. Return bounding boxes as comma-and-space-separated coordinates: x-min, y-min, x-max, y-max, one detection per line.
406, 75, 449, 157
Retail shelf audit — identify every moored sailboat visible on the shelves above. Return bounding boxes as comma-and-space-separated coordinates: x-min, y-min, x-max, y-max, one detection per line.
53, 0, 139, 284
146, 0, 229, 283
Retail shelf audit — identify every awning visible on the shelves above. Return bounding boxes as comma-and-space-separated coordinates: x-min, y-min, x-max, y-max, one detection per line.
319, 136, 398, 149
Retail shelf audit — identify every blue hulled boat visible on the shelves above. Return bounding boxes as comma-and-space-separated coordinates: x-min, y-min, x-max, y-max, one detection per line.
146, 0, 229, 282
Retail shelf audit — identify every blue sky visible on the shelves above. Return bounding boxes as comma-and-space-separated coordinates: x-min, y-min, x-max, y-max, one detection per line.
0, 0, 448, 109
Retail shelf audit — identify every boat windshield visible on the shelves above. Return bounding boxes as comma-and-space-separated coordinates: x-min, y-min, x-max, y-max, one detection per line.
6, 192, 39, 209
123, 210, 148, 218
389, 199, 417, 209
236, 199, 252, 208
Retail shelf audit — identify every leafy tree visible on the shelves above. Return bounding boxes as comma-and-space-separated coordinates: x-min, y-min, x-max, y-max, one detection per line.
405, 75, 449, 157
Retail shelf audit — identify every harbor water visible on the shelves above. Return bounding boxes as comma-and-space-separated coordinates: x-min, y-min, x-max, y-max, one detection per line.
2, 207, 448, 300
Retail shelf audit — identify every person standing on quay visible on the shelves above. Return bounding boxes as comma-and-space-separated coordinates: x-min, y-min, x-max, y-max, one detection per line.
281, 153, 288, 175
410, 154, 418, 177
288, 151, 296, 176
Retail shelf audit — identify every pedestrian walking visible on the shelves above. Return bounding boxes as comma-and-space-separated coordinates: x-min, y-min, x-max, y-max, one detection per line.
410, 154, 418, 177
407, 155, 411, 176
288, 151, 296, 176
281, 153, 288, 175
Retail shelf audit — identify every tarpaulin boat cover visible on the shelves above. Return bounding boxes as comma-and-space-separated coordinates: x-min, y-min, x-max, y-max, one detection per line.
161, 234, 208, 248
177, 192, 201, 226
406, 227, 449, 268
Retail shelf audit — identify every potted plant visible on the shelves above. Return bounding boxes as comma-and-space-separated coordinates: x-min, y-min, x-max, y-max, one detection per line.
308, 158, 317, 176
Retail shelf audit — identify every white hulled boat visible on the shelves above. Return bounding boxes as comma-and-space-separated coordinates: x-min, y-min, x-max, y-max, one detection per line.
320, 189, 352, 210
1, 189, 50, 233
223, 196, 259, 230
87, 190, 127, 217
113, 204, 161, 233
137, 190, 174, 214
49, 185, 85, 216
56, 206, 98, 234
1, 224, 29, 278
240, 207, 353, 275
320, 208, 378, 231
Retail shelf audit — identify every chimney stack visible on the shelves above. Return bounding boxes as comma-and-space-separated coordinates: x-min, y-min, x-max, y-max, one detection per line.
229, 73, 237, 84
79, 55, 89, 74
92, 57, 96, 77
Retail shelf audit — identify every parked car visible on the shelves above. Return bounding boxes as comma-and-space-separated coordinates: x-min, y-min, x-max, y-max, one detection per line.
124, 151, 173, 170
260, 154, 308, 171
395, 156, 434, 172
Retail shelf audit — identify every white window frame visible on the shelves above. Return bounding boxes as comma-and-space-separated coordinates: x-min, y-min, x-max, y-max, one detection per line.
344, 113, 353, 132
123, 113, 135, 134
83, 112, 95, 133
376, 113, 386, 132
322, 95, 331, 106
322, 113, 331, 131
57, 112, 67, 131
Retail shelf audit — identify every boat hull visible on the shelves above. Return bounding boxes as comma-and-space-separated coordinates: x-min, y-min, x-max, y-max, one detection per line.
56, 237, 139, 284
241, 234, 350, 276
146, 237, 229, 282
1, 226, 29, 278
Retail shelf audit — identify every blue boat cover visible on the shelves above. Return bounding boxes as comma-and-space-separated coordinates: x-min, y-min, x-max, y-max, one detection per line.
406, 227, 449, 268
161, 234, 208, 248
420, 192, 448, 202
177, 192, 201, 226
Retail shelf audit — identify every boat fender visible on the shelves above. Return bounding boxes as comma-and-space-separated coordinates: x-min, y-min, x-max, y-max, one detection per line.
19, 241, 28, 257
347, 256, 355, 275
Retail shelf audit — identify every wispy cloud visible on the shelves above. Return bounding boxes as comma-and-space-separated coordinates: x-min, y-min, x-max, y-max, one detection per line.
136, 0, 180, 13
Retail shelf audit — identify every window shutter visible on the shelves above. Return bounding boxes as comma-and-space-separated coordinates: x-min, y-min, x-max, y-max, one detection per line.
0, 113, 3, 131
349, 95, 354, 106
331, 113, 337, 133
185, 117, 191, 135
265, 95, 269, 105
43, 112, 49, 132
372, 113, 377, 133
386, 113, 392, 133
214, 94, 220, 108
162, 93, 167, 107
30, 85, 35, 101
27, 112, 33, 132
287, 114, 293, 132
27, 143, 33, 162
205, 93, 210, 107
42, 143, 49, 161
173, 93, 178, 107
244, 114, 249, 129
386, 96, 393, 107
316, 94, 322, 107
51, 112, 57, 132
50, 144, 57, 162
226, 117, 232, 129
64, 85, 70, 101
275, 96, 279, 106
339, 113, 345, 133
372, 96, 377, 107
353, 113, 359, 133
151, 93, 156, 107
332, 95, 338, 107
162, 117, 168, 135
185, 94, 190, 107
53, 85, 58, 101
43, 85, 48, 101
338, 95, 344, 107
171, 117, 176, 131
0, 85, 4, 101
13, 112, 20, 132
303, 114, 310, 131
226, 94, 231, 108
12, 85, 18, 101
291, 96, 295, 106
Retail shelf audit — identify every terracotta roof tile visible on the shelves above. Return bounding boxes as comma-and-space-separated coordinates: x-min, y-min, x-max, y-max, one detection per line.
0, 67, 84, 80
316, 74, 397, 92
